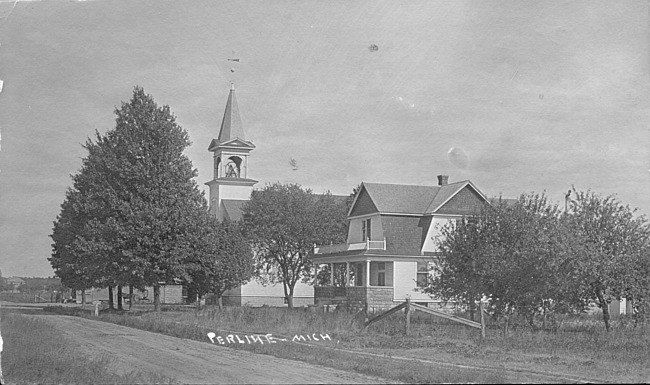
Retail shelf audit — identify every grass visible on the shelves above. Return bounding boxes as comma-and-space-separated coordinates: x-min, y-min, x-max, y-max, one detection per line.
43, 304, 650, 383
0, 312, 177, 384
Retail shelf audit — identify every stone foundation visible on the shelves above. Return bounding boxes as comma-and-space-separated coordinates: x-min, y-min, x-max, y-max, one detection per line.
314, 286, 395, 311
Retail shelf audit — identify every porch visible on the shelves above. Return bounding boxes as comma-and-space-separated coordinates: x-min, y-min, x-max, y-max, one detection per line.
313, 260, 396, 310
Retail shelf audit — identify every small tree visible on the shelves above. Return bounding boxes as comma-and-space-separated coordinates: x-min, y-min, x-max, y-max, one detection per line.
567, 189, 650, 330
242, 183, 346, 307
186, 217, 254, 309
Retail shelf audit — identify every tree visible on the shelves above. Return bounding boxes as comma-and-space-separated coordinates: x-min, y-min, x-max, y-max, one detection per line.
50, 86, 209, 311
426, 193, 588, 327
186, 217, 254, 309
50, 189, 102, 305
242, 183, 346, 307
567, 189, 650, 330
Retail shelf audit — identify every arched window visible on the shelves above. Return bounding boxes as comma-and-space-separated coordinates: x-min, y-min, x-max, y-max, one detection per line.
215, 157, 221, 179
224, 156, 242, 178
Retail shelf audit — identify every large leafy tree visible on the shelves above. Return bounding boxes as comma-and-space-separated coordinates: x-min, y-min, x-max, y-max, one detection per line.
242, 183, 346, 307
567, 189, 650, 330
50, 86, 208, 311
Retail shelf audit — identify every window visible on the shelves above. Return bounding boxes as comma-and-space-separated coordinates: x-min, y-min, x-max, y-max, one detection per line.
416, 261, 429, 288
377, 262, 385, 286
362, 218, 372, 240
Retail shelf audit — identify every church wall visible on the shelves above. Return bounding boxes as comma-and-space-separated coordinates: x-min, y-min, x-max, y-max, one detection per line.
219, 184, 253, 201
222, 280, 314, 307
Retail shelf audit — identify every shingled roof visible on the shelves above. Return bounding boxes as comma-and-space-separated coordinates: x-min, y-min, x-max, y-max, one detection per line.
218, 84, 245, 143
221, 199, 247, 222
356, 180, 484, 216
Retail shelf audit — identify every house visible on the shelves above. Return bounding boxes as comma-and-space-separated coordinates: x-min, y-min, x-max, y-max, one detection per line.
206, 84, 314, 306
4, 277, 25, 293
311, 176, 491, 311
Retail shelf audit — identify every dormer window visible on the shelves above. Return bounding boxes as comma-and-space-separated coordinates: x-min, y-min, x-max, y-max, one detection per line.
362, 218, 371, 241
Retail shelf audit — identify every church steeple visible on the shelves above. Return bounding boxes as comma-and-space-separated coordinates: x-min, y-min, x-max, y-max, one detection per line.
206, 84, 257, 220
217, 83, 245, 143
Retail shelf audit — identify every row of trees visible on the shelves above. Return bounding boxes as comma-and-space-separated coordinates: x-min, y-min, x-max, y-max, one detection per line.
50, 87, 349, 310
425, 190, 650, 330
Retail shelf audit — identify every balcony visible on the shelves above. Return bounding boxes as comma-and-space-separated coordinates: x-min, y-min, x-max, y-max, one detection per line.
314, 238, 386, 255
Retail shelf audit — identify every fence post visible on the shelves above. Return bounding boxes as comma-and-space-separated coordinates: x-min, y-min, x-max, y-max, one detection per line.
478, 301, 485, 339
405, 298, 411, 336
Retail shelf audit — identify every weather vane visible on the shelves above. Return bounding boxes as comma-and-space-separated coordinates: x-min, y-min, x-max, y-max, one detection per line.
227, 57, 239, 84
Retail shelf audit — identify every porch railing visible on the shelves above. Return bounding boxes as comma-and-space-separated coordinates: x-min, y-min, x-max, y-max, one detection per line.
314, 238, 386, 255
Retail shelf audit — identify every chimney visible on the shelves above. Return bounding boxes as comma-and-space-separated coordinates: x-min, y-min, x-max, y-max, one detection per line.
437, 175, 449, 186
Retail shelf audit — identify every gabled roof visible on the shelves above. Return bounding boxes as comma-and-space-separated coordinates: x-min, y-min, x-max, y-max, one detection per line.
221, 199, 247, 222
361, 183, 439, 215
351, 180, 489, 216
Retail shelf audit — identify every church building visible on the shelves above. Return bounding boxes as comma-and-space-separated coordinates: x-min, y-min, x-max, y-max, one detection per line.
205, 85, 314, 306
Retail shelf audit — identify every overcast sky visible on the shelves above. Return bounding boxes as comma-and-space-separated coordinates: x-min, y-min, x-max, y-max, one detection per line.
1, 0, 649, 277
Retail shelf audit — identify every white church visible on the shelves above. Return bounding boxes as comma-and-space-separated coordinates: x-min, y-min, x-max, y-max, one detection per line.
205, 85, 315, 306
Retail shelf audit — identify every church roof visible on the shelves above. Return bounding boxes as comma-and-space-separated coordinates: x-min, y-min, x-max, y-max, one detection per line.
221, 199, 247, 222
217, 84, 245, 143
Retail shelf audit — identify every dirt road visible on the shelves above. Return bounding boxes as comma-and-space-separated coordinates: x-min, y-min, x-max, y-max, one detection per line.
29, 314, 389, 384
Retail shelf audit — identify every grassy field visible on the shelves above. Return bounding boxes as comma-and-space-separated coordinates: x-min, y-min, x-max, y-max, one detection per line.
44, 304, 650, 383
0, 312, 177, 384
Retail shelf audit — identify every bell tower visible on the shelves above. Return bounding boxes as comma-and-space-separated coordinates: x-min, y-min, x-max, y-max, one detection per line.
205, 84, 257, 219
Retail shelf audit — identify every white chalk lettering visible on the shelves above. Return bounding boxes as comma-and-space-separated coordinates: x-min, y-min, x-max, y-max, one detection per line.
206, 332, 332, 346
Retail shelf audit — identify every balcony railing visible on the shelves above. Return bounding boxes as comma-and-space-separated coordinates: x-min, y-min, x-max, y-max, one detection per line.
314, 238, 386, 255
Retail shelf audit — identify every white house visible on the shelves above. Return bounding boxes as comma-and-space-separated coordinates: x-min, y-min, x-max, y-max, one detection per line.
312, 176, 490, 311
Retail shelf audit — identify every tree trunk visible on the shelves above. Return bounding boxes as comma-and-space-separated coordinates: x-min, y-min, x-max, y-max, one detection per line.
81, 289, 85, 307
596, 288, 611, 331
117, 286, 123, 310
153, 284, 161, 312
129, 285, 133, 311
283, 282, 295, 308
217, 295, 223, 310
108, 286, 115, 310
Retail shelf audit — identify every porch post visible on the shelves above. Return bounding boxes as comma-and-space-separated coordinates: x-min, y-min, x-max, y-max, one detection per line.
365, 260, 370, 287
346, 262, 350, 286
330, 263, 334, 287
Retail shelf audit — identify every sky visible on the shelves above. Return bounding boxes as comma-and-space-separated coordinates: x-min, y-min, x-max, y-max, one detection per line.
0, 0, 649, 278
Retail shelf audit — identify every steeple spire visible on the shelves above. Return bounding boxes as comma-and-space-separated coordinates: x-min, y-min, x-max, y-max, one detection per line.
217, 84, 245, 143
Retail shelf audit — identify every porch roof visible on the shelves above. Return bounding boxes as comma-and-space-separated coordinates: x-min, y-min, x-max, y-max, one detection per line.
311, 250, 429, 263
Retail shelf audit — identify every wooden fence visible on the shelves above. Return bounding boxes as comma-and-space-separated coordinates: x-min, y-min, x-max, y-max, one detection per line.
364, 298, 487, 338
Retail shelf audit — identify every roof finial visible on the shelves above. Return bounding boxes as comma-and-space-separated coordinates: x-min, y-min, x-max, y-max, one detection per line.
230, 82, 235, 91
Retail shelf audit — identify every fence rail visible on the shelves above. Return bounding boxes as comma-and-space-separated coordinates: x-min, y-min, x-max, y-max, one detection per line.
364, 298, 486, 337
